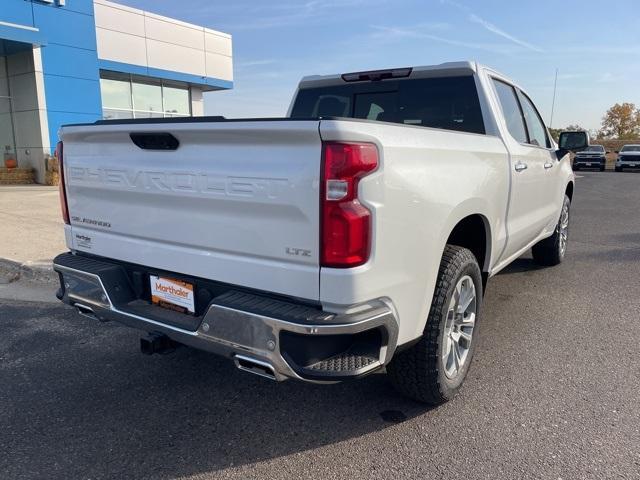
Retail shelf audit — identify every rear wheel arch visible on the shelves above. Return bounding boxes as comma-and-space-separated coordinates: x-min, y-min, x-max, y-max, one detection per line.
445, 214, 492, 274
565, 181, 574, 202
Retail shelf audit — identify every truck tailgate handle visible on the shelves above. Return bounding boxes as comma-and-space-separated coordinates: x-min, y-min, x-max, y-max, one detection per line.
514, 162, 528, 172
544, 162, 554, 169
130, 132, 179, 151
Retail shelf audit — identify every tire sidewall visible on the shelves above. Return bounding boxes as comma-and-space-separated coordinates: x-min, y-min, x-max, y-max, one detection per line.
435, 257, 483, 397
557, 195, 571, 261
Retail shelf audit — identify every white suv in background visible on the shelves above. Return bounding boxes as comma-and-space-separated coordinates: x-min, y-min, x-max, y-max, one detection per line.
615, 145, 640, 172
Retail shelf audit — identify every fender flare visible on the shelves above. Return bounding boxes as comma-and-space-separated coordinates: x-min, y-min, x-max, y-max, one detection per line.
439, 198, 494, 272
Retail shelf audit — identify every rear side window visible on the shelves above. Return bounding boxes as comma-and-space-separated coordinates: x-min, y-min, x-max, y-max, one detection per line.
517, 91, 550, 148
491, 79, 527, 144
290, 76, 485, 134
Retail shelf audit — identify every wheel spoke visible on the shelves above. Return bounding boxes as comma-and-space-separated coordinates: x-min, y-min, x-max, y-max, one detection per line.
452, 341, 461, 370
443, 336, 455, 375
459, 291, 474, 313
459, 330, 473, 344
442, 334, 452, 361
453, 283, 462, 310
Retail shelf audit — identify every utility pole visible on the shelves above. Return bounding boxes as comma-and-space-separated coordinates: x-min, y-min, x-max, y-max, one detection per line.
549, 68, 558, 127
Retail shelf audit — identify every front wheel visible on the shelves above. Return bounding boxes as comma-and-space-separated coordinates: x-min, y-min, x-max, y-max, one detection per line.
600, 165, 605, 172
615, 166, 622, 172
387, 246, 482, 405
532, 195, 570, 266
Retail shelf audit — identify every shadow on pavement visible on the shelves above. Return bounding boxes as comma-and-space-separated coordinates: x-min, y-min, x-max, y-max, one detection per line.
495, 256, 545, 275
0, 302, 430, 479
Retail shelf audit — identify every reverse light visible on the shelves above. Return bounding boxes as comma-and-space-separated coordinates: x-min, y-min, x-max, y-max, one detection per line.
56, 141, 70, 225
321, 142, 378, 268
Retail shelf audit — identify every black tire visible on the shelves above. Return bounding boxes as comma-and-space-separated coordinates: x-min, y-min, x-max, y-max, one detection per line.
572, 165, 579, 171
600, 165, 605, 172
615, 166, 622, 172
387, 245, 482, 405
532, 195, 570, 266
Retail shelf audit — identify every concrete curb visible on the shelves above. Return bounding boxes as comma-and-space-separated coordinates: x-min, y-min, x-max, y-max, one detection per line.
0, 258, 58, 284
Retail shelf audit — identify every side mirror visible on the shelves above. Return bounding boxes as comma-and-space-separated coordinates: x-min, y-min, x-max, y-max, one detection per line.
557, 131, 589, 160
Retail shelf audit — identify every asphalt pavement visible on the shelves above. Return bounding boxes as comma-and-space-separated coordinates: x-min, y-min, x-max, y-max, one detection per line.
1, 171, 639, 480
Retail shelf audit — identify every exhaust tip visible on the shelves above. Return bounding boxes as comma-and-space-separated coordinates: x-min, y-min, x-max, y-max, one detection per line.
74, 303, 97, 320
234, 355, 277, 381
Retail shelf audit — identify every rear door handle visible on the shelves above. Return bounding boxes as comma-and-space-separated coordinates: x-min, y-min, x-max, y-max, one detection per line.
544, 162, 554, 169
514, 162, 528, 172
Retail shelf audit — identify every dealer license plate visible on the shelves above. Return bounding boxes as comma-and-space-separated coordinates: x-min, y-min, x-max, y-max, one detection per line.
150, 275, 195, 314
585, 163, 592, 166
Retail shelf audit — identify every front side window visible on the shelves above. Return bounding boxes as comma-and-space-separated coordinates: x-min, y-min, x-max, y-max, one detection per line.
491, 79, 527, 144
517, 91, 550, 148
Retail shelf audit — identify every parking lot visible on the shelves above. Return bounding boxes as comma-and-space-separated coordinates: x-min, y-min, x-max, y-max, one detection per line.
1, 171, 639, 480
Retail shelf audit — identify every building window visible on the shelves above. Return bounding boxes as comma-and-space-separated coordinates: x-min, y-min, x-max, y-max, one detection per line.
163, 85, 191, 116
100, 71, 191, 120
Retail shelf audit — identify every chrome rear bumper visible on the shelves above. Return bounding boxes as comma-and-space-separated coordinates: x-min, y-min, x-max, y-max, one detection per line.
53, 253, 399, 383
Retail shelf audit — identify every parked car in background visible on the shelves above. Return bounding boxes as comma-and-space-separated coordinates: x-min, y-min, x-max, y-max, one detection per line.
615, 145, 640, 172
573, 144, 607, 171
52, 62, 585, 405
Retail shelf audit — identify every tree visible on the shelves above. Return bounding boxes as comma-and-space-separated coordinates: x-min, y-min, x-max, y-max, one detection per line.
548, 128, 562, 142
599, 103, 640, 139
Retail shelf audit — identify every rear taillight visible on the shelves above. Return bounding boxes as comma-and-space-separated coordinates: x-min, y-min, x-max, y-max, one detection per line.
321, 142, 378, 268
56, 141, 69, 225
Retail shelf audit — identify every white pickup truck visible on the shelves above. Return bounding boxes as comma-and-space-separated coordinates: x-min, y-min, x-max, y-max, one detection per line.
53, 61, 587, 404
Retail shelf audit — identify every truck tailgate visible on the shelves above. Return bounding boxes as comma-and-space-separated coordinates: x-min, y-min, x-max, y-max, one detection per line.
61, 120, 322, 300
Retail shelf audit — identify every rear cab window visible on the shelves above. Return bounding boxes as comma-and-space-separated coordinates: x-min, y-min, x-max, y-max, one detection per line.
290, 76, 485, 135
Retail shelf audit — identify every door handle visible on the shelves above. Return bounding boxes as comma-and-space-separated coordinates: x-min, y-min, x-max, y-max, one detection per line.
514, 162, 528, 172
544, 162, 554, 169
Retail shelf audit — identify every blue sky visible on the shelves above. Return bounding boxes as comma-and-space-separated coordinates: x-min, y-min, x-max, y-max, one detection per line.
117, 0, 640, 130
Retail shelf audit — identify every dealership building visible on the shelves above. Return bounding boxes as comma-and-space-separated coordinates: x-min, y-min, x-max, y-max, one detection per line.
1, 0, 233, 182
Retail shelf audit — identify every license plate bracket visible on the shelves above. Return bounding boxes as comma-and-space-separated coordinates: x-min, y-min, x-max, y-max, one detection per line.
150, 275, 195, 314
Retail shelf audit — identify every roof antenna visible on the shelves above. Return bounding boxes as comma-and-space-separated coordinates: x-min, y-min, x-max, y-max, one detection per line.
549, 68, 558, 127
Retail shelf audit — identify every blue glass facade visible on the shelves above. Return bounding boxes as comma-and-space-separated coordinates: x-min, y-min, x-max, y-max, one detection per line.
2, 0, 102, 149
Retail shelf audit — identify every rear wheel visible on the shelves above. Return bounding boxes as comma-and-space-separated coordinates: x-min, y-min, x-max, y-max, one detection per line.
387, 246, 482, 405
532, 195, 570, 266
